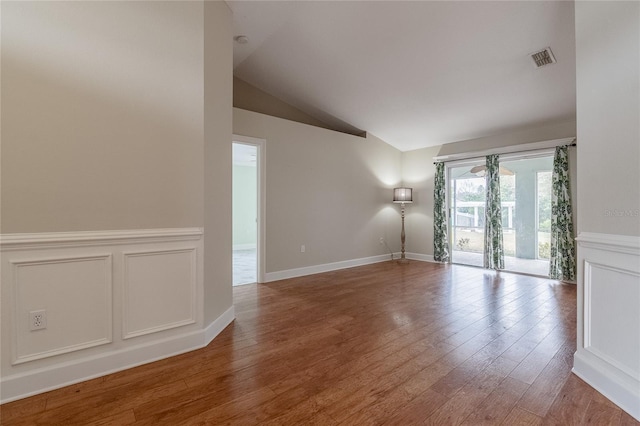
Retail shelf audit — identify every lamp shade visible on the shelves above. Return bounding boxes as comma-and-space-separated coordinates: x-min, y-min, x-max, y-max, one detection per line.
393, 187, 413, 203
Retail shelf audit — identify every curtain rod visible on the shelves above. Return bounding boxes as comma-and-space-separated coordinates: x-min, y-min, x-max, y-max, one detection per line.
433, 137, 576, 164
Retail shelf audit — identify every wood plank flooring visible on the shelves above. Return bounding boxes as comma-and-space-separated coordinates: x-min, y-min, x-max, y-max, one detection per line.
2, 261, 638, 425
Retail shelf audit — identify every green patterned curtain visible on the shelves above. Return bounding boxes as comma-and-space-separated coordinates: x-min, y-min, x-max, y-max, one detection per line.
549, 145, 576, 281
484, 154, 504, 270
433, 162, 450, 262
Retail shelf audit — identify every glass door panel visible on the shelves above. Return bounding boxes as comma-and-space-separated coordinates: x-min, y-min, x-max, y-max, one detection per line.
449, 163, 486, 267
500, 156, 553, 276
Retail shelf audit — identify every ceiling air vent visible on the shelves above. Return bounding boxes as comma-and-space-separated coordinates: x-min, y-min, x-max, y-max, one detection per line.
530, 47, 556, 68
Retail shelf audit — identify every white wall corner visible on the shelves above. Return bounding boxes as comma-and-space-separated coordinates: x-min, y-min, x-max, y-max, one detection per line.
204, 306, 235, 345
573, 351, 640, 421
574, 232, 640, 421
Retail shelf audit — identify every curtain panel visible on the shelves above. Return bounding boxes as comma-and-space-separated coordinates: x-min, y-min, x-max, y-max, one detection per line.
549, 145, 576, 281
433, 162, 450, 262
484, 154, 504, 270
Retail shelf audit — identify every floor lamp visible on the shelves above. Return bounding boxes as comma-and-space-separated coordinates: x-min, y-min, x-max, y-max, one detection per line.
393, 187, 413, 264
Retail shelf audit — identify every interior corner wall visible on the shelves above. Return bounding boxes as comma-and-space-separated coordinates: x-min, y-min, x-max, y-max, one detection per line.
401, 146, 442, 258
573, 2, 640, 421
233, 108, 402, 275
204, 1, 233, 325
1, 1, 205, 233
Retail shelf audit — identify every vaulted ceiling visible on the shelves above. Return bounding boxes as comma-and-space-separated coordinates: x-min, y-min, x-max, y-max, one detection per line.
228, 1, 576, 151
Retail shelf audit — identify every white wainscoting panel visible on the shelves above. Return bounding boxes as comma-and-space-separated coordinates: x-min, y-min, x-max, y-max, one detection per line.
0, 228, 234, 404
123, 249, 197, 339
584, 261, 640, 380
12, 255, 112, 364
574, 232, 640, 421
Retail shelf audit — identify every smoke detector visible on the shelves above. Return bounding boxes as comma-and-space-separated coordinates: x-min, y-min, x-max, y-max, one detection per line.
530, 47, 556, 68
234, 35, 249, 45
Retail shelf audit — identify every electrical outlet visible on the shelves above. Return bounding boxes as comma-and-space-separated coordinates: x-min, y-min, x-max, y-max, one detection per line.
301, 245, 305, 253
29, 310, 47, 331
379, 237, 384, 245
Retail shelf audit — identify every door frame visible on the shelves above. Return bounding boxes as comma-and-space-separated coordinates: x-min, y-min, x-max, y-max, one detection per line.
232, 134, 266, 283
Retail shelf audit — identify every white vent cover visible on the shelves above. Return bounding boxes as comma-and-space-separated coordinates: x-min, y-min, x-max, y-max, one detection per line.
530, 47, 556, 68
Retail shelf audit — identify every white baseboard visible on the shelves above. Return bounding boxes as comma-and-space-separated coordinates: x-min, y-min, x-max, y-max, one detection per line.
263, 252, 441, 283
573, 351, 640, 421
0, 306, 234, 404
405, 252, 436, 262
233, 243, 256, 251
204, 306, 235, 345
264, 253, 396, 282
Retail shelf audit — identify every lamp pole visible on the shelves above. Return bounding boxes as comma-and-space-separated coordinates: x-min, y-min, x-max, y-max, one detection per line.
393, 187, 412, 265
398, 202, 409, 264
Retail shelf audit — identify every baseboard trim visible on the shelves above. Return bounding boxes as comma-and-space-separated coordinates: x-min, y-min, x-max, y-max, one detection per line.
264, 253, 395, 282
204, 306, 235, 345
573, 351, 640, 421
0, 306, 234, 405
405, 252, 436, 263
263, 252, 443, 282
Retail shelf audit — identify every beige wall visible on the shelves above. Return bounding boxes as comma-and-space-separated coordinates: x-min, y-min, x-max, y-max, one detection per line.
1, 1, 205, 233
204, 2, 233, 324
435, 120, 577, 157
575, 1, 640, 237
233, 108, 402, 273
401, 146, 442, 257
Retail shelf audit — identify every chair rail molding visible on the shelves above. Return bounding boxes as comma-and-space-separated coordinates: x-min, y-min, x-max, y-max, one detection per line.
0, 228, 204, 251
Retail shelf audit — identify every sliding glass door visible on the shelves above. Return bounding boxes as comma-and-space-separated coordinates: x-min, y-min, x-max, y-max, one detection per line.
448, 153, 553, 276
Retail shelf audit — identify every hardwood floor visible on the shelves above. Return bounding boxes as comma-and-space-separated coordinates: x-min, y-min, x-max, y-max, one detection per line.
2, 261, 637, 425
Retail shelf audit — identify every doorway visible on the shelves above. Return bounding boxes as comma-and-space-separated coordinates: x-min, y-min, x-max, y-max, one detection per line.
232, 136, 265, 286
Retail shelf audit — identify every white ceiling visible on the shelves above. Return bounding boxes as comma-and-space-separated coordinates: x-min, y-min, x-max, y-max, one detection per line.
229, 1, 576, 152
